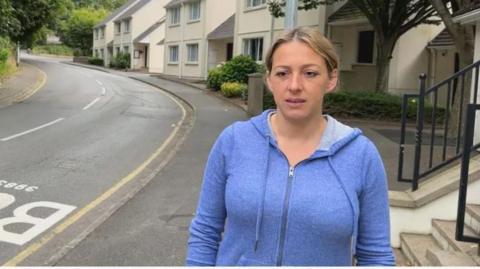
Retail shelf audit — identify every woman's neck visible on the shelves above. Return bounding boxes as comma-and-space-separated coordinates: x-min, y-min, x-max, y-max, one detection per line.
270, 112, 327, 142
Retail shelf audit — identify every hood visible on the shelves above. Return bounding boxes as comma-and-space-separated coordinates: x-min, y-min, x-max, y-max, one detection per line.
250, 109, 362, 156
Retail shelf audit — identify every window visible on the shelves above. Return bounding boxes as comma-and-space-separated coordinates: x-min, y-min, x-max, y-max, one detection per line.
95, 49, 99, 58
100, 28, 105, 39
169, 45, 179, 63
100, 49, 104, 59
124, 46, 129, 53
116, 47, 120, 55
189, 1, 201, 21
124, 19, 130, 33
243, 38, 263, 61
94, 29, 98, 40
115, 23, 121, 34
187, 44, 198, 63
357, 30, 374, 64
246, 0, 266, 8
170, 7, 181, 25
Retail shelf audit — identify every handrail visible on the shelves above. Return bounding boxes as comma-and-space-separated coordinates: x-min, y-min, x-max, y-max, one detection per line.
397, 59, 480, 191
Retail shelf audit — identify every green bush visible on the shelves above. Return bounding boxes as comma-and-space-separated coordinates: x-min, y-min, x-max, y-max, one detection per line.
110, 52, 130, 69
262, 90, 445, 122
32, 45, 74, 56
221, 55, 259, 84
88, 57, 104, 66
221, 82, 247, 98
206, 67, 225, 91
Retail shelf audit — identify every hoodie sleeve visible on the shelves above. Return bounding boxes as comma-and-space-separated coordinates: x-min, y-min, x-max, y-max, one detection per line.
186, 125, 233, 266
355, 140, 396, 266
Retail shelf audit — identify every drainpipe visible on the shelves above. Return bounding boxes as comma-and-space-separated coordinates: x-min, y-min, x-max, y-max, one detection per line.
179, 2, 185, 79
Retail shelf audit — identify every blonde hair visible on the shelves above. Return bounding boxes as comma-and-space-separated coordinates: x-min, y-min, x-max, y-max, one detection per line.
265, 27, 339, 76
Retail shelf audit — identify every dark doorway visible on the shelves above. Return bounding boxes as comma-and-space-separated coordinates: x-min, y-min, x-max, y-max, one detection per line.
226, 43, 233, 61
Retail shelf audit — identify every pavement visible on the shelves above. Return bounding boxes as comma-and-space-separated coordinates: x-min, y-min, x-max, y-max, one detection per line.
4, 59, 410, 265
0, 62, 46, 108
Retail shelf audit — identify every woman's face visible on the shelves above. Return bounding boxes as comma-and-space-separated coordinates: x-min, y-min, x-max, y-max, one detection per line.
266, 41, 338, 122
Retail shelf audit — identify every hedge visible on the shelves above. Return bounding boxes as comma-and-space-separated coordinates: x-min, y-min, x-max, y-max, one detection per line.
263, 90, 445, 122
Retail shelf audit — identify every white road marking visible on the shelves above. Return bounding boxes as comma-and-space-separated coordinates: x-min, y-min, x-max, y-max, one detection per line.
96, 80, 103, 86
101, 87, 106, 96
82, 97, 101, 110
1, 118, 64, 142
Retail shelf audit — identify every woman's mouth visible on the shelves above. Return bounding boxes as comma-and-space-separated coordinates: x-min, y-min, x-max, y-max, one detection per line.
286, 98, 306, 104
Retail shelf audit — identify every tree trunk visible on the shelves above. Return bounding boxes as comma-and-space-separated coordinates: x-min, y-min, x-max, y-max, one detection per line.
374, 39, 395, 92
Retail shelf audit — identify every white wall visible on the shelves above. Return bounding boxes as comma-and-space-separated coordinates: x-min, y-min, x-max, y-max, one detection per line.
389, 179, 480, 247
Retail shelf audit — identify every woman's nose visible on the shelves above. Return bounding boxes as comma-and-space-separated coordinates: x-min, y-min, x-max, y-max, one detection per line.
287, 73, 302, 91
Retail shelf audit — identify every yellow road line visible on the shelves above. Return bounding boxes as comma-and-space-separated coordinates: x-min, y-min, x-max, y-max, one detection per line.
17, 62, 48, 102
3, 84, 187, 266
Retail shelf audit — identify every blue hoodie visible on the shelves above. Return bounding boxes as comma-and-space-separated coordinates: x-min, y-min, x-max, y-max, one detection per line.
187, 110, 395, 266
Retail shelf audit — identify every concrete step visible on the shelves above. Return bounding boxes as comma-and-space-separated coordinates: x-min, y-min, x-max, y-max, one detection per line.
426, 249, 478, 266
400, 233, 441, 266
432, 219, 479, 256
466, 204, 480, 235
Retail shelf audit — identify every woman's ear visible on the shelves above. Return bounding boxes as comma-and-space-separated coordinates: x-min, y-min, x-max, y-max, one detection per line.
326, 69, 339, 93
264, 73, 273, 93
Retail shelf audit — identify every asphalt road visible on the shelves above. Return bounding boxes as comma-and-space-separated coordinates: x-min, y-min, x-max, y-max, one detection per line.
0, 55, 185, 264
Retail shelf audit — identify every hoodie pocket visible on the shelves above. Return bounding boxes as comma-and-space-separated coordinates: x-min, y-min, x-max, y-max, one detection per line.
236, 255, 270, 266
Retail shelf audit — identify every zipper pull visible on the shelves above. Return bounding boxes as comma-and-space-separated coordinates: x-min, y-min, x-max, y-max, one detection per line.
288, 167, 294, 177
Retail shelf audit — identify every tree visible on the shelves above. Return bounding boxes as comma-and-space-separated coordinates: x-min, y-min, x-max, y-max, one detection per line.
0, 0, 20, 38
71, 0, 130, 10
268, 0, 439, 92
58, 7, 107, 56
11, 0, 71, 47
429, 0, 475, 137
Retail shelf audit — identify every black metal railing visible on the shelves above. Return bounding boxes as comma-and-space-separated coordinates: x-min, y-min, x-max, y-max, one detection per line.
398, 60, 480, 191
456, 104, 480, 246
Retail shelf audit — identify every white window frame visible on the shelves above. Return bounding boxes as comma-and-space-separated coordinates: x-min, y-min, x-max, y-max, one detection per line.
100, 27, 105, 39
100, 49, 104, 59
245, 0, 266, 9
124, 19, 130, 33
169, 45, 179, 63
124, 46, 129, 54
243, 37, 264, 62
188, 1, 201, 22
170, 7, 181, 25
186, 43, 199, 63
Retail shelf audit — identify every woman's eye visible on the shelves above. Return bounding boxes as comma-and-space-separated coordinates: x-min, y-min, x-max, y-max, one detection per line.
275, 71, 288, 77
305, 71, 319, 78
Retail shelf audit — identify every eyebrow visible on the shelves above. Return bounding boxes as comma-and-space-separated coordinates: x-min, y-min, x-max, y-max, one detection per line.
273, 64, 321, 69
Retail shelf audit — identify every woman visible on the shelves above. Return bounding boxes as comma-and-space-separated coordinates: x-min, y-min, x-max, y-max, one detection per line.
186, 27, 395, 266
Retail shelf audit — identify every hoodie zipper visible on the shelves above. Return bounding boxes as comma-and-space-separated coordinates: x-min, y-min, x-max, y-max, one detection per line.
276, 166, 295, 266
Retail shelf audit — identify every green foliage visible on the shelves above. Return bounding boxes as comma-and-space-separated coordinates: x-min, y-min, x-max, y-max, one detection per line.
109, 52, 130, 69
33, 44, 73, 56
0, 0, 20, 37
0, 36, 14, 79
263, 90, 445, 122
207, 55, 262, 92
58, 7, 107, 56
88, 57, 104, 66
71, 0, 130, 10
11, 0, 72, 47
206, 67, 225, 91
221, 55, 259, 84
221, 82, 247, 98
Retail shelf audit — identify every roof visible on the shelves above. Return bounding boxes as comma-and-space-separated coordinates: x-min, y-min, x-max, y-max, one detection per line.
157, 39, 165, 45
453, 1, 480, 17
114, 0, 151, 22
165, 0, 197, 8
94, 0, 138, 28
207, 15, 235, 40
427, 29, 455, 48
328, 1, 365, 23
133, 17, 166, 44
